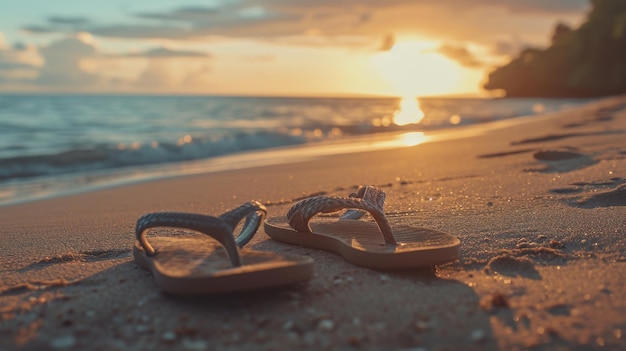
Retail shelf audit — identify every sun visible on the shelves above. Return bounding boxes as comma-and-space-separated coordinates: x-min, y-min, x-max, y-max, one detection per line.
371, 40, 462, 97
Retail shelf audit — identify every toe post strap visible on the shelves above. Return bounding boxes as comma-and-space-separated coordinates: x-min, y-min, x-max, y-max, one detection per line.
287, 186, 397, 245
135, 201, 267, 267
218, 201, 267, 247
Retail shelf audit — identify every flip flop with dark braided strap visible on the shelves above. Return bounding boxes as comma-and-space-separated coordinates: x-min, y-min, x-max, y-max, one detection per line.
264, 186, 460, 269
134, 201, 313, 295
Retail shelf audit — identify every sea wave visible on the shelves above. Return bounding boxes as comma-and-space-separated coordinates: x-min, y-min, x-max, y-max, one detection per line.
0, 122, 451, 181
0, 95, 592, 183
0, 130, 308, 180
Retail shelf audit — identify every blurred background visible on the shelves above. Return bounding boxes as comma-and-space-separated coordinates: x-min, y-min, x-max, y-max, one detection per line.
1, 0, 624, 204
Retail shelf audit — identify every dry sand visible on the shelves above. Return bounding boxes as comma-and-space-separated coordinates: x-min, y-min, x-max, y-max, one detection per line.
1, 96, 625, 350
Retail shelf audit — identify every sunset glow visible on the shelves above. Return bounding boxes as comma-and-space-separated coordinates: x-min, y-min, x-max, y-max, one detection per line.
393, 96, 425, 126
0, 1, 589, 97
372, 41, 462, 97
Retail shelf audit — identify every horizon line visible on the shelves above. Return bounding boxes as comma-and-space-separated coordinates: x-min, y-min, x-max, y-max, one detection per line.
0, 90, 491, 99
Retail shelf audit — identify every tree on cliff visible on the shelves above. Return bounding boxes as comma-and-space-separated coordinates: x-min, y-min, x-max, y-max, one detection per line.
484, 0, 626, 98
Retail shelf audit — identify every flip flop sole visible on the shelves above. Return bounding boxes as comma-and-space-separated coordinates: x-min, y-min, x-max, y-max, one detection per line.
134, 237, 313, 295
265, 217, 459, 269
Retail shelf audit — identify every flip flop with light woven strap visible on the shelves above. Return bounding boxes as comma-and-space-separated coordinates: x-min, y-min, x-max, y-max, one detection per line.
134, 201, 313, 295
264, 186, 460, 269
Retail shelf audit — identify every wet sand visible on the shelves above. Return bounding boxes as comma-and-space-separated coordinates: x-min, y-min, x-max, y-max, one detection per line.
1, 96, 625, 350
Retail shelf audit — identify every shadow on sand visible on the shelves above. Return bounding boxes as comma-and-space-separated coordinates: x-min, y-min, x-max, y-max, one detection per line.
1, 248, 495, 351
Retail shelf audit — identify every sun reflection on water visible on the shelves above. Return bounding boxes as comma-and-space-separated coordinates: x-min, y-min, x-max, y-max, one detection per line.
398, 132, 427, 146
393, 96, 425, 126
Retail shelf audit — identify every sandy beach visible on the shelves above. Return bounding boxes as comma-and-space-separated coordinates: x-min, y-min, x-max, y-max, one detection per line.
1, 96, 625, 350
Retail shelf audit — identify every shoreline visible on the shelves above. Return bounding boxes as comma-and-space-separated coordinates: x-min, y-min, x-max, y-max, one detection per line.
1, 94, 625, 350
0, 95, 615, 208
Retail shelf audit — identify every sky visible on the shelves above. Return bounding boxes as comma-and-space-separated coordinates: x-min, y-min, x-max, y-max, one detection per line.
0, 0, 590, 97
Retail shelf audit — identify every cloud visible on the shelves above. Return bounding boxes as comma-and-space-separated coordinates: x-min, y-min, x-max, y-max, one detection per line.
134, 6, 221, 22
181, 64, 213, 88
264, 0, 588, 15
19, 0, 590, 51
88, 24, 191, 40
134, 60, 212, 90
22, 16, 92, 35
22, 3, 304, 40
481, 0, 588, 14
125, 47, 210, 58
5, 0, 591, 92
134, 61, 176, 88
47, 16, 90, 26
35, 34, 100, 86
0, 61, 37, 70
436, 44, 484, 67
156, 5, 305, 39
1, 31, 214, 91
0, 33, 43, 82
134, 3, 303, 29
21, 25, 58, 34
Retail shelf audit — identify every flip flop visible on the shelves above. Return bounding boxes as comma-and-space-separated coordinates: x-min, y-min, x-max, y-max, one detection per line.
134, 201, 313, 295
264, 186, 460, 269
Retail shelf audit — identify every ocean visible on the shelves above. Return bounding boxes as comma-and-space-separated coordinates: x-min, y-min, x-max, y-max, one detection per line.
0, 94, 594, 205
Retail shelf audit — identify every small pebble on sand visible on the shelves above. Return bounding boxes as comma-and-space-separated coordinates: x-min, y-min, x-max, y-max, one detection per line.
50, 335, 76, 349
162, 331, 177, 341
318, 319, 335, 331
282, 320, 294, 331
471, 329, 487, 342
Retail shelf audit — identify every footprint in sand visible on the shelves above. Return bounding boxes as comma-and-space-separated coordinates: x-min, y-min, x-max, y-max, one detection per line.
576, 183, 626, 208
528, 149, 597, 173
476, 147, 597, 173
483, 254, 541, 280
550, 177, 626, 208
549, 187, 583, 195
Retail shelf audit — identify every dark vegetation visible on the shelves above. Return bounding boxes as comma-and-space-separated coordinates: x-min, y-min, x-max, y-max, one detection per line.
484, 0, 626, 98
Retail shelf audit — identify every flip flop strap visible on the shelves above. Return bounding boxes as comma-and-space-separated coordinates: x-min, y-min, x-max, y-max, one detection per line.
135, 201, 266, 267
218, 201, 267, 247
287, 186, 397, 245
